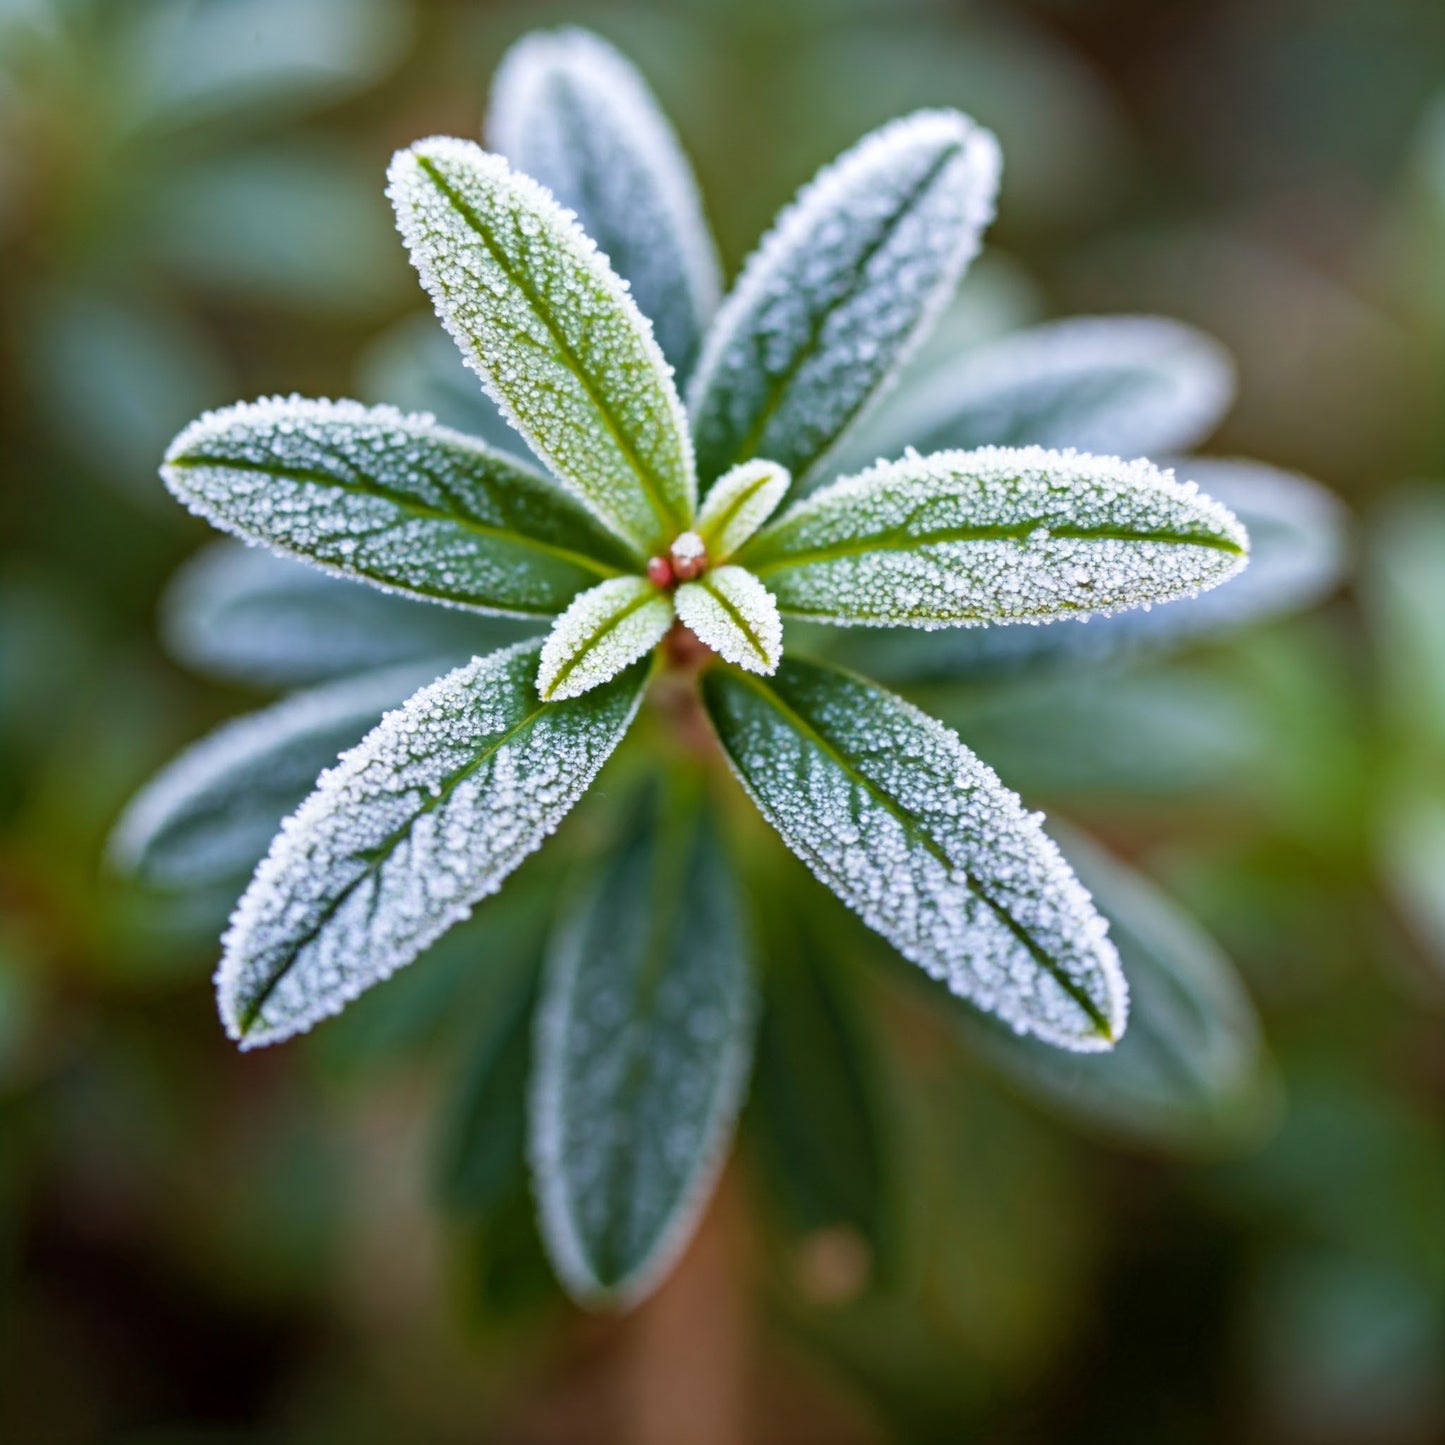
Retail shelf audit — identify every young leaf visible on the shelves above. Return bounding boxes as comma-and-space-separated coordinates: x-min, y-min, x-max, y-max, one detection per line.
537, 577, 673, 702
388, 137, 697, 550
673, 566, 782, 675
163, 542, 533, 687
954, 827, 1273, 1150
110, 661, 448, 890
828, 458, 1343, 683
687, 110, 1000, 489
701, 655, 1127, 1051
530, 793, 755, 1307
217, 641, 647, 1049
488, 27, 721, 379
859, 316, 1236, 462
164, 397, 633, 617
741, 445, 1248, 628
695, 459, 791, 560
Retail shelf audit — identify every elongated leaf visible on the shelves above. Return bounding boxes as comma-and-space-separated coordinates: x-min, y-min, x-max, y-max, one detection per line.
217, 641, 647, 1048
537, 577, 672, 701
488, 27, 720, 379
530, 792, 755, 1306
830, 458, 1343, 682
388, 137, 696, 550
163, 542, 532, 687
702, 656, 1127, 1050
687, 110, 1000, 490
110, 660, 449, 889
741, 446, 1248, 628
695, 459, 790, 560
860, 315, 1235, 462
674, 566, 782, 674
164, 397, 632, 617
955, 827, 1273, 1149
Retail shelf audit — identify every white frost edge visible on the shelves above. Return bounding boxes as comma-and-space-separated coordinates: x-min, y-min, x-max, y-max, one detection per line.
160, 393, 591, 620
487, 26, 722, 331
537, 576, 674, 701
687, 108, 1003, 483
387, 135, 698, 543
696, 458, 791, 558
674, 566, 782, 674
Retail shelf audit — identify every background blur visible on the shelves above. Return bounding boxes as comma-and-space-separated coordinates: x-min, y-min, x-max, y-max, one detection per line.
2, 0, 1444, 1441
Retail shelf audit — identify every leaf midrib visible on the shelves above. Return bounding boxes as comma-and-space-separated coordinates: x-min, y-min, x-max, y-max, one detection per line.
417, 156, 690, 545
714, 667, 1112, 1038
693, 574, 768, 662
699, 469, 777, 554
545, 586, 664, 697
171, 452, 625, 585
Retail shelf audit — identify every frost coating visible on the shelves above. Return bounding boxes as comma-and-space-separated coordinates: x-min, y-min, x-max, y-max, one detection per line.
674, 566, 782, 674
162, 541, 528, 686
688, 110, 1001, 488
110, 662, 446, 889
217, 642, 648, 1048
163, 397, 634, 617
702, 656, 1128, 1050
743, 445, 1248, 628
488, 27, 721, 378
865, 316, 1236, 461
537, 576, 672, 701
531, 808, 754, 1307
695, 458, 790, 559
388, 137, 696, 551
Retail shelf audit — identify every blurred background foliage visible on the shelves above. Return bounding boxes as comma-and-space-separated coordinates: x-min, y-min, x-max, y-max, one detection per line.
2, 0, 1444, 1440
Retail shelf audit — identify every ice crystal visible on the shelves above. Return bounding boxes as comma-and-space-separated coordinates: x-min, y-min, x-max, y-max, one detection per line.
217, 642, 648, 1047
530, 810, 754, 1306
537, 577, 672, 701
164, 396, 633, 617
702, 657, 1128, 1050
866, 315, 1236, 461
688, 110, 1001, 489
742, 445, 1248, 628
695, 458, 790, 560
488, 27, 720, 378
388, 136, 696, 551
674, 566, 783, 675
110, 661, 444, 889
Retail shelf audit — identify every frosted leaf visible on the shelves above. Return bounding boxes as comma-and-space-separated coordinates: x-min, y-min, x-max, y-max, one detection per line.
488, 27, 721, 379
687, 110, 1000, 489
674, 566, 782, 675
217, 641, 647, 1048
537, 577, 672, 702
388, 137, 696, 550
701, 656, 1127, 1051
695, 459, 790, 560
109, 661, 447, 890
956, 826, 1271, 1149
860, 315, 1236, 462
163, 396, 635, 617
741, 445, 1248, 628
530, 798, 755, 1307
833, 457, 1343, 682
163, 541, 533, 686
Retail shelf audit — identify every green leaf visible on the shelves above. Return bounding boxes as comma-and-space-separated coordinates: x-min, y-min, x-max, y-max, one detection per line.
164, 397, 633, 618
110, 660, 448, 890
163, 542, 534, 687
488, 27, 720, 379
695, 459, 791, 560
217, 640, 647, 1049
701, 655, 1127, 1051
537, 577, 673, 702
674, 566, 782, 675
953, 827, 1274, 1149
860, 315, 1235, 461
741, 445, 1248, 628
826, 457, 1344, 683
388, 136, 697, 551
687, 110, 999, 489
530, 790, 756, 1307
